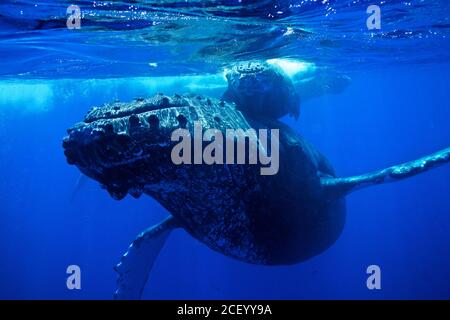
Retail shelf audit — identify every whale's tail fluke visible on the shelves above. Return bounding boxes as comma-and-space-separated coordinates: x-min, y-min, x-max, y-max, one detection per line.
321, 147, 450, 197
114, 216, 178, 300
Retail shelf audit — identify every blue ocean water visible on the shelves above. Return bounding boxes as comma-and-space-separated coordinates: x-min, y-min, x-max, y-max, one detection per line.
0, 0, 449, 299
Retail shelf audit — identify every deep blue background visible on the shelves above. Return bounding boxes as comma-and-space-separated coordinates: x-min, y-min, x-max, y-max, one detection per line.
0, 63, 449, 299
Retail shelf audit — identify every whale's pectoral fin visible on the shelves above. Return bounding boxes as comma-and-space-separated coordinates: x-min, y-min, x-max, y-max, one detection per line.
114, 216, 178, 300
70, 174, 88, 203
294, 73, 351, 102
321, 147, 450, 197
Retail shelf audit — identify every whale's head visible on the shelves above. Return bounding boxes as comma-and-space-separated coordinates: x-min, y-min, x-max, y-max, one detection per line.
223, 60, 300, 119
62, 94, 248, 200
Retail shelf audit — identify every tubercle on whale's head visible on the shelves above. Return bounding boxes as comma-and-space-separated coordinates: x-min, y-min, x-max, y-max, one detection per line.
62, 94, 242, 200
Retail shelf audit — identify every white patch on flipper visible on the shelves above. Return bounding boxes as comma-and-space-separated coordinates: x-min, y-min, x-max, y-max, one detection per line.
114, 216, 177, 299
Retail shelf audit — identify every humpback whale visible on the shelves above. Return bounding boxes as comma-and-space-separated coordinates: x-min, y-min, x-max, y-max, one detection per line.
62, 93, 450, 299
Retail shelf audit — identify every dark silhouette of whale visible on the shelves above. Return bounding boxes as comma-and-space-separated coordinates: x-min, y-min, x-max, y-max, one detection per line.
63, 93, 449, 299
